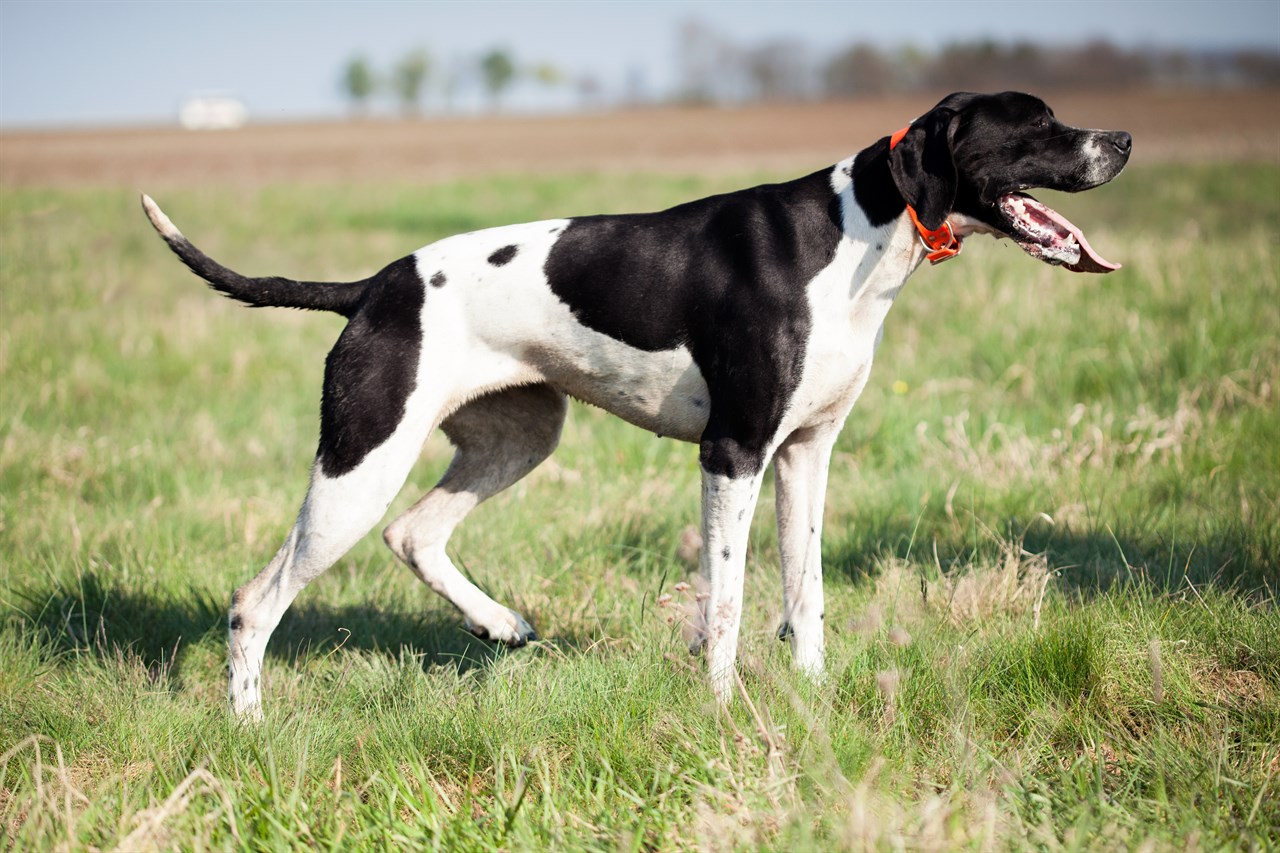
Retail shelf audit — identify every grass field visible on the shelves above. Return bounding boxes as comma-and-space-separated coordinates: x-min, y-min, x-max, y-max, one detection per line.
2, 158, 1278, 850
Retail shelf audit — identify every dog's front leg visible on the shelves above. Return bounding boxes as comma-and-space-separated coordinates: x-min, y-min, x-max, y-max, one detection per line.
694, 442, 768, 702
773, 425, 839, 678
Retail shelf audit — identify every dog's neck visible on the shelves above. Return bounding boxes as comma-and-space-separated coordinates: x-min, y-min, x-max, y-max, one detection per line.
849, 138, 909, 230
819, 150, 927, 328
834, 143, 929, 275
850, 136, 1001, 245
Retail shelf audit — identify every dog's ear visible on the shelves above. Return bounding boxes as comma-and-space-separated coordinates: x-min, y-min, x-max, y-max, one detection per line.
888, 107, 959, 232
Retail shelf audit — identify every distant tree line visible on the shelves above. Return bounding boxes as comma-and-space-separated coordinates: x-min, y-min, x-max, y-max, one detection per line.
824, 40, 1280, 98
339, 47, 565, 116
677, 20, 1280, 105
339, 28, 1280, 117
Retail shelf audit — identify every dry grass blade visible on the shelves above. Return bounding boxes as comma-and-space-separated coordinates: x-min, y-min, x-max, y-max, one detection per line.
113, 768, 241, 851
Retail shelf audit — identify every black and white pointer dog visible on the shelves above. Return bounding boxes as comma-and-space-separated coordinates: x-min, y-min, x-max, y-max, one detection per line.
142, 92, 1131, 718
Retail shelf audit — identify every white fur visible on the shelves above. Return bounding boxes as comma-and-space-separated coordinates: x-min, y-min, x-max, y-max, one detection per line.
1082, 132, 1112, 186
140, 194, 181, 240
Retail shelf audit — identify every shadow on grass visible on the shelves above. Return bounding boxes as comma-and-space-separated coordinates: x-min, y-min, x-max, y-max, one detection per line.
822, 512, 1276, 597
2, 572, 605, 685
6, 515, 1272, 686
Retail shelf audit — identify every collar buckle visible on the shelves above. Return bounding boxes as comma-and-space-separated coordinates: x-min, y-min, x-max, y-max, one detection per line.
904, 204, 963, 265
919, 221, 962, 264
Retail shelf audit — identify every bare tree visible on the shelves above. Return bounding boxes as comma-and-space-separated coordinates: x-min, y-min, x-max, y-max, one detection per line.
824, 43, 894, 97
744, 40, 809, 102
575, 73, 602, 110
1053, 40, 1148, 89
1234, 50, 1280, 86
439, 56, 472, 115
676, 19, 726, 104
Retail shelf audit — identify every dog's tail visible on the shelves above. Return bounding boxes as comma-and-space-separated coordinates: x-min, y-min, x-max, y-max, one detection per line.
140, 194, 369, 317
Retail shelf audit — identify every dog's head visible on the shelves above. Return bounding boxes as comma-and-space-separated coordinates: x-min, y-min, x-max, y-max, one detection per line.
889, 91, 1131, 272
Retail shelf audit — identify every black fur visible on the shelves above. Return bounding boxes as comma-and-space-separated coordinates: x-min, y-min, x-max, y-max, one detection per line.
155, 232, 369, 317
488, 245, 518, 266
430, 271, 446, 287
544, 170, 843, 477
852, 139, 906, 228
316, 257, 425, 477
900, 92, 1131, 236
889, 106, 961, 231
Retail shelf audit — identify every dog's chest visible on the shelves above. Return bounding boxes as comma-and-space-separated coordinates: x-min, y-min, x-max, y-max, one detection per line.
784, 229, 918, 430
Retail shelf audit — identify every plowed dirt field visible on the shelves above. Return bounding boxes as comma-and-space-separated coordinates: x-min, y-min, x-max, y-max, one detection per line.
3, 89, 1276, 188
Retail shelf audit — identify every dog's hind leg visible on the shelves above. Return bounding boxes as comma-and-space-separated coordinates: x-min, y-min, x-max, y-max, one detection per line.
227, 278, 447, 719
226, 408, 437, 719
225, 387, 443, 719
382, 383, 567, 645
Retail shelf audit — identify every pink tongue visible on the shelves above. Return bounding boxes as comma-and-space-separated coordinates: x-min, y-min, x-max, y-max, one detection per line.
1023, 197, 1121, 273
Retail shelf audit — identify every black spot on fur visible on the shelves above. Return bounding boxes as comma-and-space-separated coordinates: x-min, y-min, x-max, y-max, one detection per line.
875, 243, 884, 251
317, 256, 425, 477
545, 170, 842, 478
430, 271, 446, 287
488, 244, 518, 266
721, 546, 731, 561
229, 615, 242, 631
242, 678, 250, 690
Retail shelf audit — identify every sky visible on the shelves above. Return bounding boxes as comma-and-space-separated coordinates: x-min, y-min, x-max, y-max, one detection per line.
2, 0, 1278, 128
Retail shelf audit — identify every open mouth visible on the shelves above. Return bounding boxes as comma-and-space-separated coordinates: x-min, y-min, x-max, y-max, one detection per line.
997, 193, 1120, 273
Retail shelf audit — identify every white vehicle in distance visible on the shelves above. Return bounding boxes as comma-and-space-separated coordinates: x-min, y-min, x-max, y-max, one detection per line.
179, 92, 248, 130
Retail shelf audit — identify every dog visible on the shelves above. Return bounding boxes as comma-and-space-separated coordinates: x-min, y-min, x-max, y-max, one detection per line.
142, 91, 1130, 718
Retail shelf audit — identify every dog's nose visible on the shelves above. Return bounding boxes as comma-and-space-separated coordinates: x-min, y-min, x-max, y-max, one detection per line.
1111, 132, 1133, 155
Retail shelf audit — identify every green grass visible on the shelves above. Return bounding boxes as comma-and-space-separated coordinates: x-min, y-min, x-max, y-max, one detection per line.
1, 162, 1277, 850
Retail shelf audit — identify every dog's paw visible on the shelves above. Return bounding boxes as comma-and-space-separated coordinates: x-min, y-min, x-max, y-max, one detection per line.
464, 609, 537, 647
231, 701, 265, 723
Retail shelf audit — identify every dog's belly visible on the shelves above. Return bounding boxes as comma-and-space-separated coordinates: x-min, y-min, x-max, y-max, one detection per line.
531, 337, 711, 442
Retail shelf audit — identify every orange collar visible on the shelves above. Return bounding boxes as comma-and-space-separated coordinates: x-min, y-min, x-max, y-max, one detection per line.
888, 125, 963, 265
